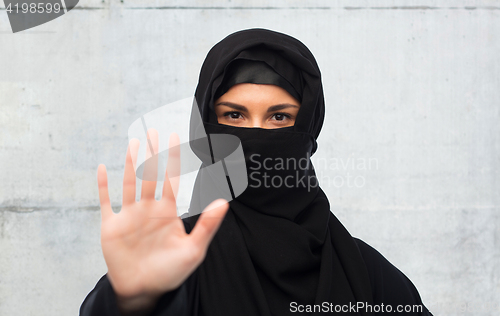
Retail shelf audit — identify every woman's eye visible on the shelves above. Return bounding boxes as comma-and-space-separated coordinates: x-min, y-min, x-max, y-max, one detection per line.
224, 112, 243, 120
272, 113, 291, 121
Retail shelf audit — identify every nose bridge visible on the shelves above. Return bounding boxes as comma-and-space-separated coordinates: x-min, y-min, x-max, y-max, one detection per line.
250, 116, 263, 128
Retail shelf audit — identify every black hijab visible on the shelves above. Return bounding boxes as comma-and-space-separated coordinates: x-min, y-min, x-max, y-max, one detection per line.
186, 28, 374, 316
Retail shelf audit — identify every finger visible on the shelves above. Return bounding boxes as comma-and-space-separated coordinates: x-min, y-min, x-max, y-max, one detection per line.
123, 138, 140, 206
165, 133, 180, 200
141, 128, 159, 200
97, 164, 113, 221
189, 199, 229, 250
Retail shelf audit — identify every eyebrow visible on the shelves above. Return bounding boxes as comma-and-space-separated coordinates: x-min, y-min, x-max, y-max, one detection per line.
215, 102, 299, 113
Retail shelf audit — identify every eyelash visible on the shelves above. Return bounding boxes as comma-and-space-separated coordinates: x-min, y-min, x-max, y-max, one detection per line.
223, 112, 292, 122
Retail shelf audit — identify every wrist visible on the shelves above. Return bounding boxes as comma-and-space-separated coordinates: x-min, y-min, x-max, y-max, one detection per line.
115, 292, 161, 316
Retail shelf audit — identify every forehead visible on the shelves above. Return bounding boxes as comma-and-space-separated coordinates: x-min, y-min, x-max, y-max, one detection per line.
215, 83, 301, 107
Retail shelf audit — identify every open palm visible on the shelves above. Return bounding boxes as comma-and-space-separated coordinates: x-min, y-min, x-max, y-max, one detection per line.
97, 129, 228, 306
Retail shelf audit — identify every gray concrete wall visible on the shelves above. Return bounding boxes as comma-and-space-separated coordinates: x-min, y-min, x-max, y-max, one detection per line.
1, 1, 499, 315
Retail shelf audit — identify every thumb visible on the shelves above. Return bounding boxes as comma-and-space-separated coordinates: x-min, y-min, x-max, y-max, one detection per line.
189, 199, 229, 251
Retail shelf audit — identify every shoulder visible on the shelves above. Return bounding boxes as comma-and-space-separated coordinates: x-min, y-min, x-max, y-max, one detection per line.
80, 272, 200, 316
353, 238, 433, 315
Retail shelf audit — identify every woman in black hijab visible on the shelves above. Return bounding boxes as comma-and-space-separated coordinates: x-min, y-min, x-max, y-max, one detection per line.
80, 28, 433, 316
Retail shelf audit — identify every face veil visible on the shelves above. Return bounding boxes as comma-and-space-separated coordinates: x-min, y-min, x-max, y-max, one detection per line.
186, 28, 375, 316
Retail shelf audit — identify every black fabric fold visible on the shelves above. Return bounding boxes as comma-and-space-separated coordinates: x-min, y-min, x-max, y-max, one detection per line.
214, 59, 303, 103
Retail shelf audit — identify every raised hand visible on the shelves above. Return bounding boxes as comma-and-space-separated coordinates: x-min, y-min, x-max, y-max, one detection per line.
97, 129, 228, 314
